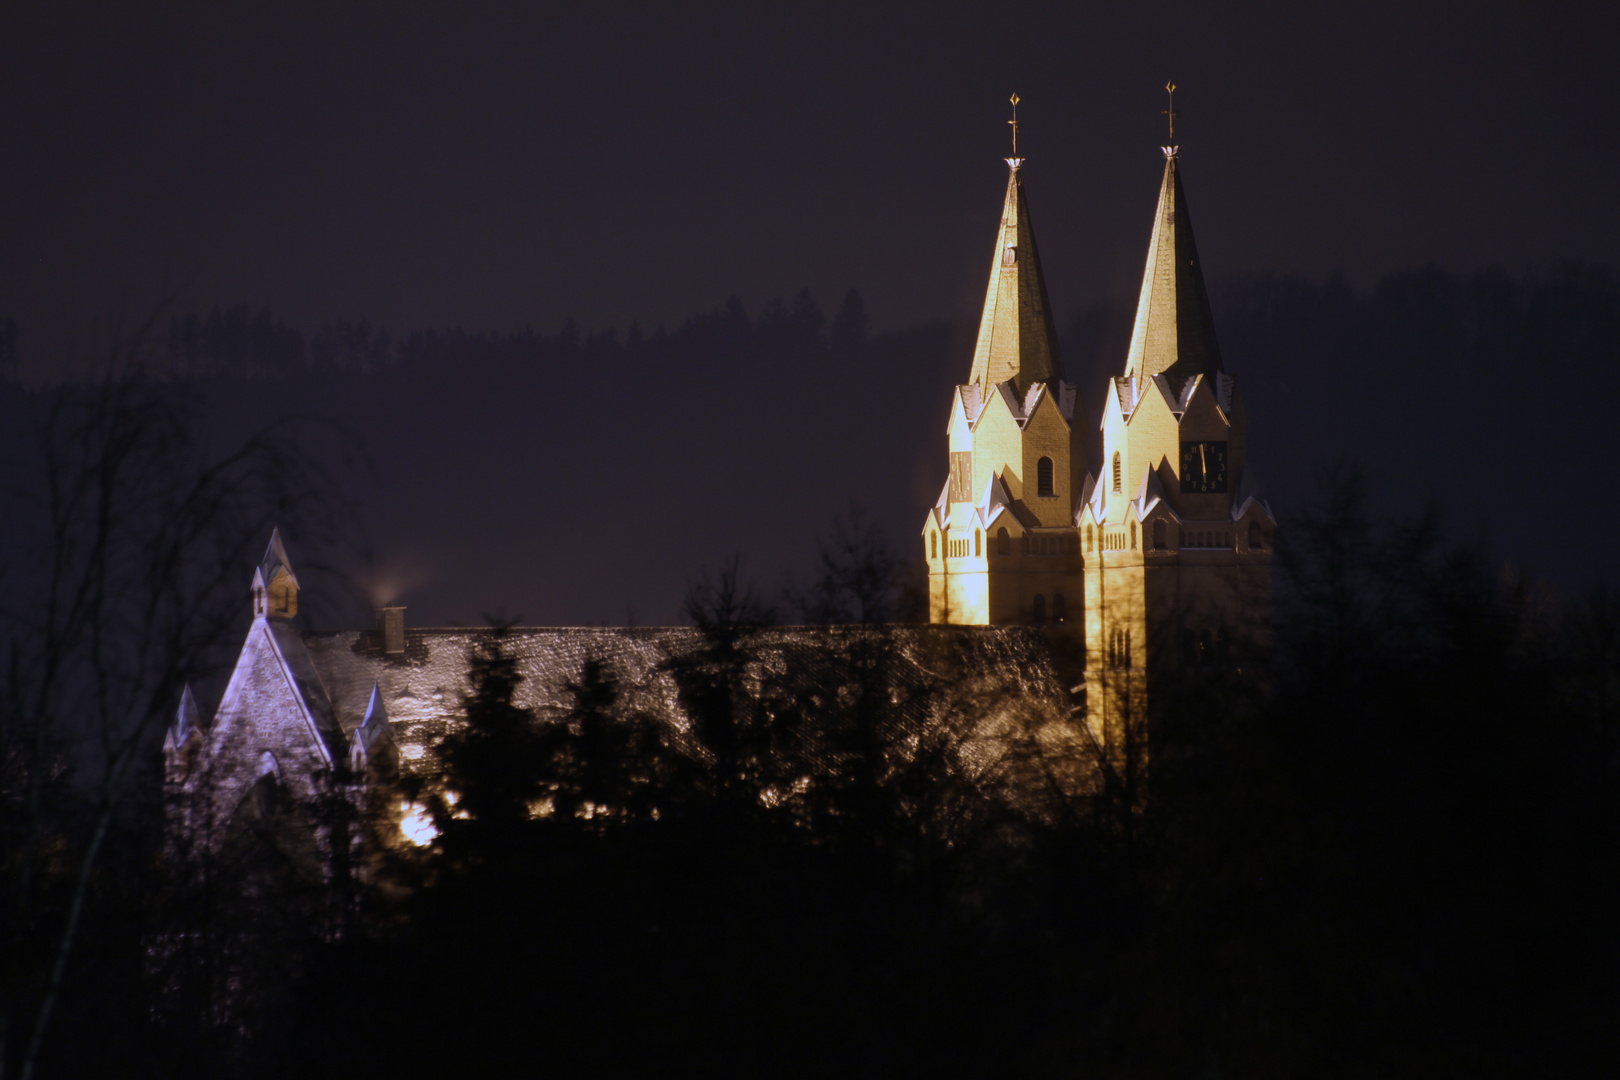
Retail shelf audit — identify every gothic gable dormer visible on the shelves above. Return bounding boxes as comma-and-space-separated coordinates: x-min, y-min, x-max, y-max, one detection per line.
350, 681, 398, 778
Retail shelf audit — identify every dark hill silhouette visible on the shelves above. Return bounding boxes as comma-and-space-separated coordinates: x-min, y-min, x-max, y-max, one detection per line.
4, 266, 1612, 626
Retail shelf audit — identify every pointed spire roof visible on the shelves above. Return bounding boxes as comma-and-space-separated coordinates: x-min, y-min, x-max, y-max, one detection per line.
258, 527, 297, 588
357, 681, 391, 750
967, 159, 1064, 395
1122, 149, 1224, 386
172, 684, 200, 748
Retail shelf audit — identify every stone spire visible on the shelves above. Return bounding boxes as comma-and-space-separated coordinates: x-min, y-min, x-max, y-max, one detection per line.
1121, 148, 1224, 386
966, 141, 1064, 395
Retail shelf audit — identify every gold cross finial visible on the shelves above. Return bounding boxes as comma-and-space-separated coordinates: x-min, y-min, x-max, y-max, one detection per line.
1009, 93, 1020, 156
1162, 81, 1178, 142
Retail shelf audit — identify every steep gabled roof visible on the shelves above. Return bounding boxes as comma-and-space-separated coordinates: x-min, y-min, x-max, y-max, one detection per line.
977, 472, 1014, 528
1132, 466, 1181, 523
924, 477, 951, 532
958, 383, 985, 426
1087, 470, 1108, 524
1114, 376, 1138, 419
255, 527, 298, 589
966, 159, 1064, 396
352, 681, 396, 770
1231, 466, 1275, 523
1075, 472, 1098, 526
166, 684, 200, 753
1122, 150, 1224, 388
263, 618, 346, 762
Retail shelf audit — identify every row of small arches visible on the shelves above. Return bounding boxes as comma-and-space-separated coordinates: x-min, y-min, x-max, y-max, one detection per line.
930, 527, 1075, 560
1182, 529, 1232, 549
935, 522, 1267, 560
1083, 521, 1268, 553
1106, 626, 1132, 669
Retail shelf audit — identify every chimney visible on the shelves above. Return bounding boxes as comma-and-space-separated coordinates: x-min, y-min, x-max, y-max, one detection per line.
378, 606, 406, 655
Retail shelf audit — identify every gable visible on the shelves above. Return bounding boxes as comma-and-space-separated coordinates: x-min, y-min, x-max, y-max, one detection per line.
1177, 375, 1233, 439
209, 622, 341, 796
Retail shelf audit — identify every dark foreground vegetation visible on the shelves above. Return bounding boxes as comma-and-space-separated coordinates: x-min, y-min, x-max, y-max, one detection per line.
8, 479, 1619, 1079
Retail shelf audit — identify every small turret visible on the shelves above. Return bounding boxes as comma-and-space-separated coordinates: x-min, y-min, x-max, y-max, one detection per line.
168, 684, 199, 749
164, 684, 202, 780
350, 681, 396, 777
250, 527, 299, 619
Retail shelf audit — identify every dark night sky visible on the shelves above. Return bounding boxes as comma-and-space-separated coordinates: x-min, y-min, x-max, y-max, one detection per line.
3, 2, 1617, 625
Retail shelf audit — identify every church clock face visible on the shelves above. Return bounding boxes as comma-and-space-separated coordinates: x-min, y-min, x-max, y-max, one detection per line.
1180, 440, 1229, 494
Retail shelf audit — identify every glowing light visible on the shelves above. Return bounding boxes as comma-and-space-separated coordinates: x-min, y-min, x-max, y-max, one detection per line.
400, 802, 438, 846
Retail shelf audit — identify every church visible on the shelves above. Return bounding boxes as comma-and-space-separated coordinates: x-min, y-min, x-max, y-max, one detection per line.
922, 106, 1273, 751
164, 103, 1272, 857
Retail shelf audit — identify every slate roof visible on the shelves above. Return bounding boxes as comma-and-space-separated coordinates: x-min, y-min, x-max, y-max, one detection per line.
1122, 150, 1225, 388
290, 625, 1074, 779
966, 159, 1064, 395
265, 618, 347, 762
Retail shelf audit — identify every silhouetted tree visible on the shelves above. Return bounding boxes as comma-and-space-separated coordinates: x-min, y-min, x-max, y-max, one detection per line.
0, 330, 333, 1080
785, 505, 903, 625
537, 655, 691, 826
429, 623, 547, 857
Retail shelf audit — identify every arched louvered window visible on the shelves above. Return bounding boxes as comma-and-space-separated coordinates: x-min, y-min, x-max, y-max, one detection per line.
1086, 524, 1094, 553
1152, 520, 1166, 549
1032, 594, 1046, 624
1112, 452, 1121, 493
974, 529, 981, 557
997, 527, 1010, 556
930, 530, 938, 560
1248, 522, 1264, 550
1037, 456, 1054, 497
1129, 521, 1137, 549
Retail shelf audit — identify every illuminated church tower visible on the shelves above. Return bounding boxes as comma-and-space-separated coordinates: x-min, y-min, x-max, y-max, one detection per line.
923, 98, 1087, 626
1078, 122, 1274, 737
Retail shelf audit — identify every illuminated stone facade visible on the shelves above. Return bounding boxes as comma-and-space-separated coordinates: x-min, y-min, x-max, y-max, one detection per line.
922, 156, 1087, 628
925, 146, 1274, 737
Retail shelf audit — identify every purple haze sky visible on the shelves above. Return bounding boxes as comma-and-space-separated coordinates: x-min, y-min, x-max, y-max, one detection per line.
3, 2, 1614, 362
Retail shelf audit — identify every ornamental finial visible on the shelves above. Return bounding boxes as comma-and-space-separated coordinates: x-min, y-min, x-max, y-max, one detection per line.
1004, 94, 1025, 171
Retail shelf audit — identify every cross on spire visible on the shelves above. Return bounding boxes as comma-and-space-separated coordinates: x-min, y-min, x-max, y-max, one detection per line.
1162, 80, 1178, 143
1008, 92, 1020, 156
